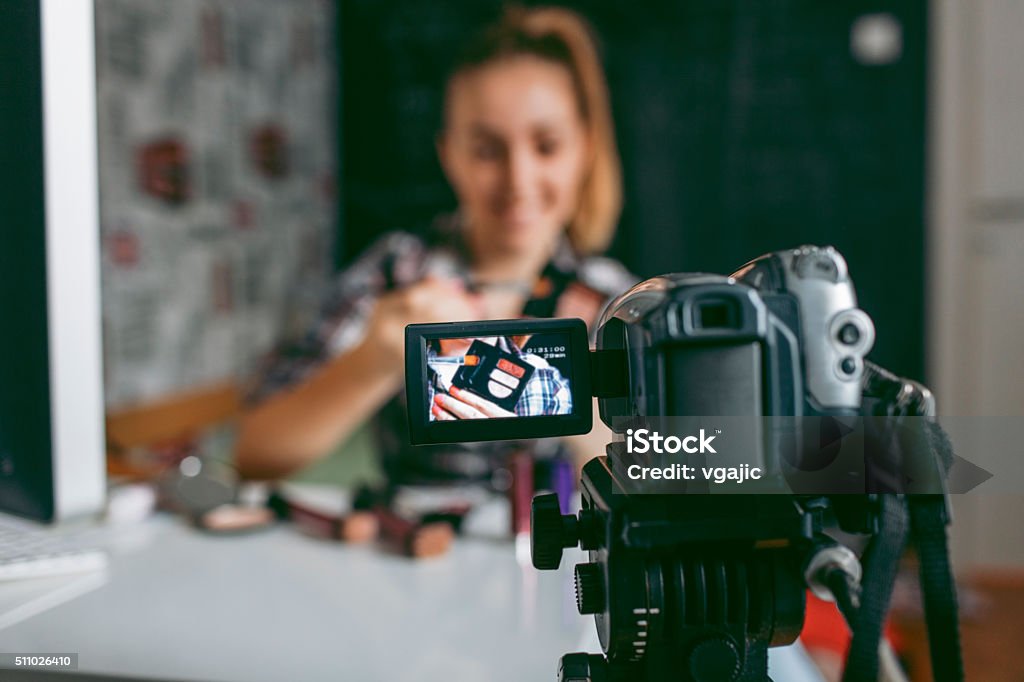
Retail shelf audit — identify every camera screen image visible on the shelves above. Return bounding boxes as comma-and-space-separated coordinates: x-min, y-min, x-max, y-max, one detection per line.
405, 318, 592, 444
426, 333, 574, 422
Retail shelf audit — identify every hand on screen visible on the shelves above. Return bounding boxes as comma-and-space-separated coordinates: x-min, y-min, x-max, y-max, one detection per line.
431, 386, 516, 420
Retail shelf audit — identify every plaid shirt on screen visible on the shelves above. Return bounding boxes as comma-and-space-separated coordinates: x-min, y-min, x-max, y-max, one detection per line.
426, 338, 573, 419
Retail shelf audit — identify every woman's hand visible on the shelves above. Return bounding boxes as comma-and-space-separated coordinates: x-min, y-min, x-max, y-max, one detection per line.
366, 276, 484, 365
431, 386, 515, 420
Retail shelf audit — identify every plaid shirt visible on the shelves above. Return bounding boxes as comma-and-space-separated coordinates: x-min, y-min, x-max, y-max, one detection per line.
426, 339, 573, 419
513, 362, 573, 416
248, 217, 636, 482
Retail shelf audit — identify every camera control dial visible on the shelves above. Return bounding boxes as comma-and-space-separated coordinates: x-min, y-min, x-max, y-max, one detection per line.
574, 562, 605, 615
531, 493, 580, 570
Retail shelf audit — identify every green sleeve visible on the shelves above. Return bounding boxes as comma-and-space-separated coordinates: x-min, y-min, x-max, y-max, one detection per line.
286, 420, 385, 488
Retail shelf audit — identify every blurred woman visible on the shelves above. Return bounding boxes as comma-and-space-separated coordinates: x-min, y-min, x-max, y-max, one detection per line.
235, 6, 634, 483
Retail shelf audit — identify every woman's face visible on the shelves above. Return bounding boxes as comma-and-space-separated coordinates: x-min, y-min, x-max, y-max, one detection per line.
440, 56, 590, 260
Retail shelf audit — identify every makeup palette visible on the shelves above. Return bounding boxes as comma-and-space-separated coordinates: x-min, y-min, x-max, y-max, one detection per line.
451, 340, 535, 412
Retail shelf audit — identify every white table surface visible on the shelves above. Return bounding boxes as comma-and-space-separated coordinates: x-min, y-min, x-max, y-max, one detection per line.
0, 492, 822, 682
0, 504, 591, 682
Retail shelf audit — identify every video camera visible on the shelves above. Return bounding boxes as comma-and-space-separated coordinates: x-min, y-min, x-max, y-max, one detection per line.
405, 246, 961, 682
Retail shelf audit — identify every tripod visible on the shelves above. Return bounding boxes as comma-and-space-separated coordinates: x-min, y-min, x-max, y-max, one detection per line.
556, 550, 803, 682
533, 458, 812, 682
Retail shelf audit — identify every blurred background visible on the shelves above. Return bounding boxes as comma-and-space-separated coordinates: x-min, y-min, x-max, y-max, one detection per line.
93, 0, 1022, 565
2, 0, 1022, 680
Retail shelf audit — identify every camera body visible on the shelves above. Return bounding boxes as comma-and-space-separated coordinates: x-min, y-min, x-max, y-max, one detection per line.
405, 247, 875, 450
596, 245, 875, 431
533, 248, 881, 680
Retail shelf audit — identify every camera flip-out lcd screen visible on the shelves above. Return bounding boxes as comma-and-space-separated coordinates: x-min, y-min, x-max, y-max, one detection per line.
405, 319, 592, 444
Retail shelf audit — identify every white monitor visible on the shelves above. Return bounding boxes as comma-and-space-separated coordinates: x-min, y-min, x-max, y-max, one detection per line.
0, 0, 105, 522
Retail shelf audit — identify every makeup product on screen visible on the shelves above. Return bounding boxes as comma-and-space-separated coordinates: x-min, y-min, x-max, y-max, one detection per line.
405, 318, 592, 445
451, 340, 535, 412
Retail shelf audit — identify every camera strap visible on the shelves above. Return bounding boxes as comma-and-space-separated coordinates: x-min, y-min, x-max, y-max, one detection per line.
842, 493, 963, 682
908, 500, 964, 681
843, 493, 908, 682
905, 421, 963, 681
843, 436, 963, 681
849, 365, 964, 681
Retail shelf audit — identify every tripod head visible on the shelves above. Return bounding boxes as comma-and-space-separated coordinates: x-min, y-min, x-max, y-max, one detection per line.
533, 457, 810, 681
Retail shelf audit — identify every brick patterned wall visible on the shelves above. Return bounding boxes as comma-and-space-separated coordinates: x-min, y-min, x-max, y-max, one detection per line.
95, 0, 336, 407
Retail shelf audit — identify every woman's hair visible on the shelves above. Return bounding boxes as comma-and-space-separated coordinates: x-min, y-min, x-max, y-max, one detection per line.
445, 5, 622, 256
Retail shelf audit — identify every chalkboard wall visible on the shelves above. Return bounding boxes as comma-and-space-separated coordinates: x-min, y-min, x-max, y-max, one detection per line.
340, 0, 928, 380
